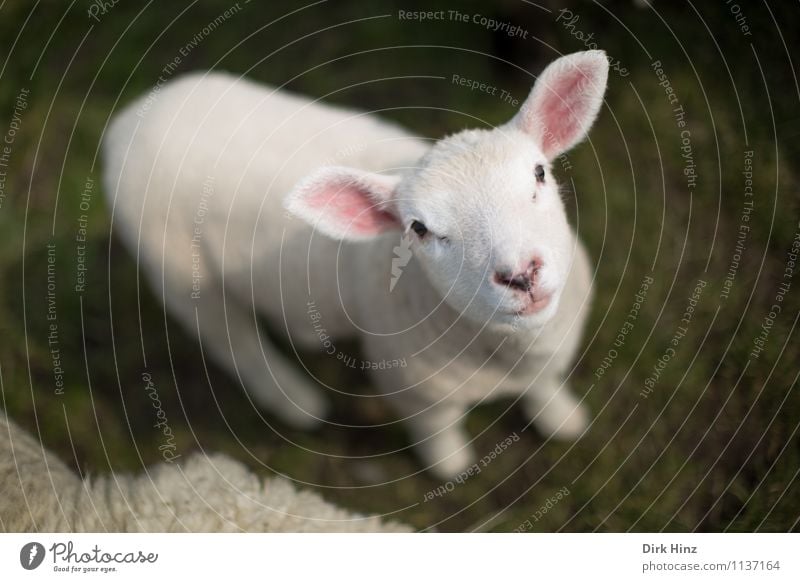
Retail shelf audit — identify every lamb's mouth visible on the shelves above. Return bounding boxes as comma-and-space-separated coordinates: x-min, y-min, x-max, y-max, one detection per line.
513, 291, 552, 316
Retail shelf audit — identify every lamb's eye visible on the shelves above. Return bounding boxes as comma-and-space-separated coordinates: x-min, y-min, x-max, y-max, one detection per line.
535, 164, 546, 183
410, 220, 428, 238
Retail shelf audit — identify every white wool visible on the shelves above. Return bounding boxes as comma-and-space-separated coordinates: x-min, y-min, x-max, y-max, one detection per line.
102, 51, 609, 478
0, 414, 409, 532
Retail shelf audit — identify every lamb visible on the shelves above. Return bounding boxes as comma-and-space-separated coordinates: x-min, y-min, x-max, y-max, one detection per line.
102, 50, 608, 478
0, 412, 410, 532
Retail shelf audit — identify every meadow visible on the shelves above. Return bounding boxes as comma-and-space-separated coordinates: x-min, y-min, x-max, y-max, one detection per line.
0, 0, 797, 531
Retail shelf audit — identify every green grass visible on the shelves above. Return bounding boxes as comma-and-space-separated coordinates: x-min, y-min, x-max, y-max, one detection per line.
0, 0, 798, 532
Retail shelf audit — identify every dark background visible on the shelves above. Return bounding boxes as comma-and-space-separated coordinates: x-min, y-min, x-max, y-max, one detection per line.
0, 0, 798, 531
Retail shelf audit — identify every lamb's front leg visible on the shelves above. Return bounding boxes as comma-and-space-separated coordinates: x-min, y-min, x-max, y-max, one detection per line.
401, 400, 475, 479
522, 367, 590, 440
166, 281, 328, 429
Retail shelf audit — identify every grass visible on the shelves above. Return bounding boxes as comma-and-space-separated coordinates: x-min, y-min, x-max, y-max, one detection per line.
0, 0, 798, 532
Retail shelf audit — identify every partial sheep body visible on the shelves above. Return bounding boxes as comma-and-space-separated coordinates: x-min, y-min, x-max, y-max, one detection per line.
103, 52, 608, 477
103, 73, 427, 428
1, 414, 409, 532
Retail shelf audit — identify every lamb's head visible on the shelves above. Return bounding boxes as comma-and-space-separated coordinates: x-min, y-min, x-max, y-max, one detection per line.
286, 50, 608, 330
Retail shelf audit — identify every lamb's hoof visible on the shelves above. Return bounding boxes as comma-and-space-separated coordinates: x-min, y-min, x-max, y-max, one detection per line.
429, 448, 475, 480
527, 392, 590, 440
417, 433, 475, 480
270, 386, 330, 430
279, 406, 327, 430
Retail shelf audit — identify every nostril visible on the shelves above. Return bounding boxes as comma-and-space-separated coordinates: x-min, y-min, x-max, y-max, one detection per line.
527, 257, 543, 283
509, 274, 531, 291
494, 270, 532, 292
494, 270, 512, 286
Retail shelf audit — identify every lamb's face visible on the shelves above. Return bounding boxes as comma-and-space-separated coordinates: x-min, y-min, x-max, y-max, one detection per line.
286, 50, 608, 331
394, 128, 573, 328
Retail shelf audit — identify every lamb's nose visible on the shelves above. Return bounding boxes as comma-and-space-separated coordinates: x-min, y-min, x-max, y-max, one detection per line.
493, 258, 542, 292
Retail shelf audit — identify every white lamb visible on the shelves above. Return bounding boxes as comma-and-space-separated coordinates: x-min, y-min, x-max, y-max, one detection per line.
0, 413, 409, 532
102, 50, 608, 478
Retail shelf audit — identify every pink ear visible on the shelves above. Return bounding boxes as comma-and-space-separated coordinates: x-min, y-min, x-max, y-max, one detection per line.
284, 166, 402, 240
513, 50, 609, 159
